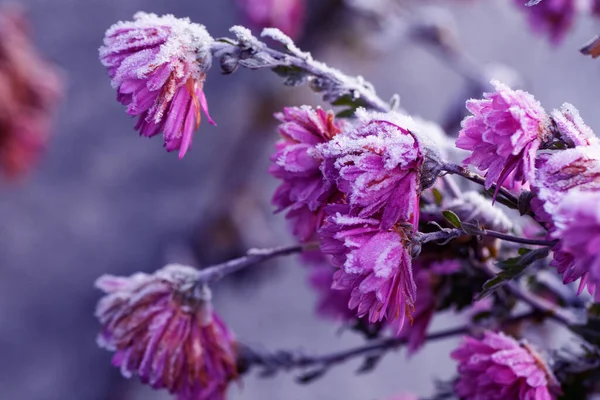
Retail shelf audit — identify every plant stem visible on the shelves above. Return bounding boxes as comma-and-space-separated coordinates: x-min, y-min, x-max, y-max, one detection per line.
195, 243, 310, 285
239, 311, 541, 378
418, 227, 556, 247
441, 163, 520, 206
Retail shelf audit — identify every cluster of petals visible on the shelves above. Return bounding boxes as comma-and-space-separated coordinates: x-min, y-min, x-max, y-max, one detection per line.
99, 12, 215, 158
308, 264, 357, 321
0, 7, 62, 178
452, 330, 558, 400
95, 264, 237, 400
269, 106, 344, 242
457, 80, 550, 194
236, 0, 305, 39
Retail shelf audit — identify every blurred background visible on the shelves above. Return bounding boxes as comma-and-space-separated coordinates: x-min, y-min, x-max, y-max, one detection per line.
0, 0, 599, 399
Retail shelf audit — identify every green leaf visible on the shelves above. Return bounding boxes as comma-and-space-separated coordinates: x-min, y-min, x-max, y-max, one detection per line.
442, 210, 462, 229
336, 108, 356, 118
476, 247, 550, 300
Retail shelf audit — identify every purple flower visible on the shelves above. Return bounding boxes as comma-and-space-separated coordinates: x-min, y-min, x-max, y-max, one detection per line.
95, 265, 237, 400
318, 110, 424, 230
514, 0, 577, 44
269, 106, 344, 242
99, 12, 215, 158
452, 331, 559, 400
550, 190, 600, 300
236, 0, 305, 39
456, 80, 550, 194
551, 103, 598, 147
320, 204, 416, 330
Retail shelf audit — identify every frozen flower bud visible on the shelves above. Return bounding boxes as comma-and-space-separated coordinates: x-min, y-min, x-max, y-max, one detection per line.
452, 331, 559, 400
446, 191, 513, 233
318, 109, 436, 230
514, 0, 577, 44
236, 0, 305, 40
269, 106, 345, 242
95, 264, 237, 399
551, 103, 598, 147
550, 190, 600, 300
457, 80, 550, 195
99, 12, 215, 158
319, 204, 416, 331
0, 7, 62, 178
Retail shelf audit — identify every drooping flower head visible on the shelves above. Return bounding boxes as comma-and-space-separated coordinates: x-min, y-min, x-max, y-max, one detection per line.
269, 106, 344, 242
457, 80, 550, 195
95, 264, 237, 399
0, 6, 62, 178
514, 0, 578, 44
320, 204, 416, 331
452, 331, 559, 400
550, 190, 600, 301
236, 0, 305, 40
316, 110, 436, 332
100, 12, 215, 158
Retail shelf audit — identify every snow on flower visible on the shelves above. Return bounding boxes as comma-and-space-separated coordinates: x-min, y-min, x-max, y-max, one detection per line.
318, 109, 425, 230
99, 12, 215, 158
452, 330, 559, 400
319, 204, 416, 331
269, 106, 344, 242
551, 103, 598, 147
457, 80, 550, 195
95, 264, 237, 399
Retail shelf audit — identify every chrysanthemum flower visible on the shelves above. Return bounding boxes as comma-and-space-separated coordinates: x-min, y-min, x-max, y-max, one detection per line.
319, 204, 416, 331
514, 0, 577, 44
236, 0, 305, 39
308, 264, 356, 321
550, 190, 600, 300
0, 7, 62, 178
95, 264, 237, 399
452, 331, 559, 400
269, 106, 344, 242
457, 80, 550, 195
318, 109, 424, 230
100, 12, 215, 158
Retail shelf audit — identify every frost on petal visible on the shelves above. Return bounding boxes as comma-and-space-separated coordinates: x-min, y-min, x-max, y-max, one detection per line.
457, 80, 550, 192
551, 103, 598, 147
99, 12, 215, 157
94, 264, 237, 399
452, 331, 558, 400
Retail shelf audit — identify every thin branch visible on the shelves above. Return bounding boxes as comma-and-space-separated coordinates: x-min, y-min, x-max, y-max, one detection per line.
418, 227, 556, 247
211, 27, 392, 113
239, 311, 542, 379
482, 262, 582, 326
195, 243, 310, 285
441, 163, 521, 206
239, 324, 468, 376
